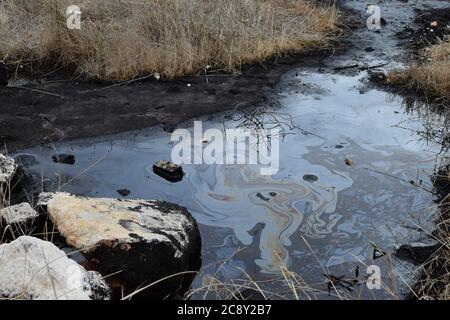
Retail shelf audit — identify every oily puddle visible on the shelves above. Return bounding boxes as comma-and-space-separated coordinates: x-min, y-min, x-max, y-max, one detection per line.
15, 70, 442, 299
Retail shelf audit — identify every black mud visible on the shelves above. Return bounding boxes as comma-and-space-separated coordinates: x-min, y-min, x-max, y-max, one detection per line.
372, 7, 450, 103
0, 50, 343, 153
403, 8, 450, 51
0, 0, 364, 154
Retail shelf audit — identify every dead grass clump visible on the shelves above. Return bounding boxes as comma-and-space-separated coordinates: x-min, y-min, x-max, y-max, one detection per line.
415, 248, 450, 299
387, 37, 450, 102
413, 166, 450, 300
413, 206, 450, 299
0, 0, 340, 81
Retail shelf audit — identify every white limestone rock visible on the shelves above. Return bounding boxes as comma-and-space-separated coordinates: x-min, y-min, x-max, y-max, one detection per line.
0, 154, 17, 206
0, 236, 110, 300
1, 202, 39, 225
0, 153, 16, 184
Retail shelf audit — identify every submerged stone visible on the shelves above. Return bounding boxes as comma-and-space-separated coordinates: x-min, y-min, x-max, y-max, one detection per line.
303, 174, 318, 183
256, 192, 270, 201
44, 192, 201, 299
0, 236, 110, 300
51, 154, 76, 165
117, 188, 131, 197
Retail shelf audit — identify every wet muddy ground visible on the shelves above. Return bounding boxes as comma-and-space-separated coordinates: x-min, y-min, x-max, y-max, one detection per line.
16, 67, 444, 299
0, 45, 335, 153
3, 0, 450, 299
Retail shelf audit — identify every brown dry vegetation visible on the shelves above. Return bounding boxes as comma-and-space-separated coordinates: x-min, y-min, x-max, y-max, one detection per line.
413, 167, 450, 300
0, 0, 340, 81
389, 35, 450, 300
415, 241, 450, 299
413, 208, 450, 299
388, 37, 450, 102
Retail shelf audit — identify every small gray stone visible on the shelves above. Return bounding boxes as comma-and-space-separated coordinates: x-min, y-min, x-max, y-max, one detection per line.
51, 154, 75, 165
117, 188, 131, 197
0, 153, 17, 207
0, 202, 39, 225
303, 174, 319, 183
36, 192, 59, 210
0, 153, 17, 184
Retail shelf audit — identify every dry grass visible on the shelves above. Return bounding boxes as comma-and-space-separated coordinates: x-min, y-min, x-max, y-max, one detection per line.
388, 37, 450, 102
0, 0, 340, 81
414, 246, 450, 299
389, 29, 450, 299
413, 208, 450, 299
414, 168, 450, 300
183, 243, 405, 300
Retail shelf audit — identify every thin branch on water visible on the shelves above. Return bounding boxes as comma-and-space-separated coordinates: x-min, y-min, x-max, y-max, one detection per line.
80, 73, 158, 93
364, 167, 435, 194
6, 86, 62, 98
